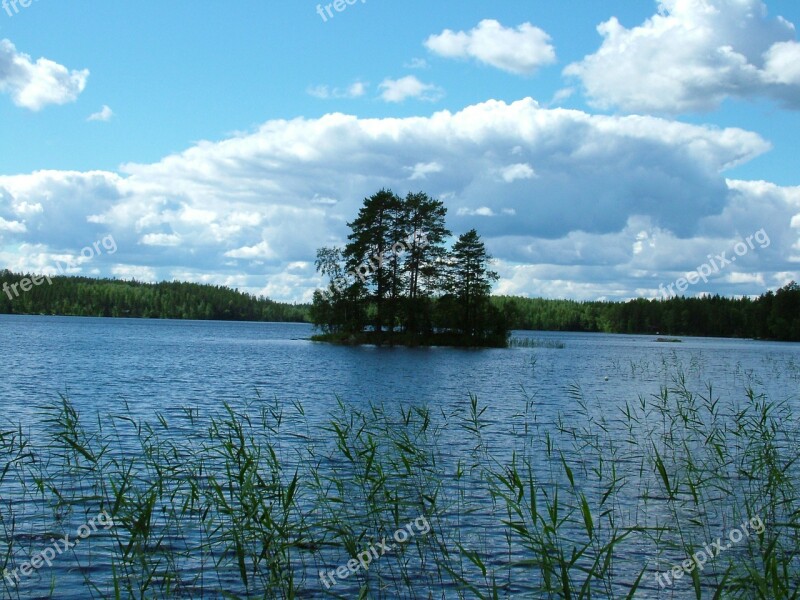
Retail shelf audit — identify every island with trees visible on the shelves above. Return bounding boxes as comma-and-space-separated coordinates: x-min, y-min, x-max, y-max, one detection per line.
3, 222, 800, 342
311, 189, 508, 347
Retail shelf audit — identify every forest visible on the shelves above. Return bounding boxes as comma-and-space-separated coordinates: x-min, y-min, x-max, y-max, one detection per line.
2, 271, 799, 343
493, 282, 800, 341
0, 270, 307, 322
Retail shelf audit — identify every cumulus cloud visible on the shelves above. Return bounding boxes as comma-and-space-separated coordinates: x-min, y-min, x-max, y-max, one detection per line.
111, 265, 157, 282
425, 19, 556, 75
548, 87, 575, 107
378, 76, 442, 102
456, 207, 513, 217
307, 81, 367, 99
0, 98, 792, 301
763, 41, 800, 85
224, 240, 276, 261
492, 190, 799, 301
141, 233, 180, 247
404, 58, 429, 70
499, 163, 536, 183
406, 162, 443, 180
565, 0, 800, 113
495, 177, 800, 300
0, 39, 88, 110
87, 105, 114, 122
0, 216, 26, 233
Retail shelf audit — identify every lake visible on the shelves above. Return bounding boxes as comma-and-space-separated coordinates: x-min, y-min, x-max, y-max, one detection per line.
1, 315, 799, 599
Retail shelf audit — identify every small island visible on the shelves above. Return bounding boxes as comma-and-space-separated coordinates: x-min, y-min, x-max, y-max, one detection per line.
311, 189, 508, 347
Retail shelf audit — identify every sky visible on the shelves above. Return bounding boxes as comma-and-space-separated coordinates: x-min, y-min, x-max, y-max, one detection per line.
1, 0, 799, 303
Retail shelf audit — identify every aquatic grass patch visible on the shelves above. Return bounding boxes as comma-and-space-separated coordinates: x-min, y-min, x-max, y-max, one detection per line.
508, 336, 566, 349
0, 360, 799, 598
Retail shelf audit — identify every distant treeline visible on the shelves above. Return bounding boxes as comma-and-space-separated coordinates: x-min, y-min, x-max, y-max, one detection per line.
0, 270, 310, 322
494, 282, 800, 341
3, 269, 798, 341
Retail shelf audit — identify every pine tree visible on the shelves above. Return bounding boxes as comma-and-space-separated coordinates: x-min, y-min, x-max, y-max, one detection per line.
313, 246, 367, 333
401, 192, 450, 333
343, 189, 403, 335
447, 229, 499, 337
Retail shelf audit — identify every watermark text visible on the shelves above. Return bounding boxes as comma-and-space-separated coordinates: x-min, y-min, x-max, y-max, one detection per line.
2, 235, 117, 301
316, 0, 366, 23
659, 228, 770, 299
319, 514, 431, 589
3, 0, 39, 18
2, 510, 115, 588
654, 515, 765, 589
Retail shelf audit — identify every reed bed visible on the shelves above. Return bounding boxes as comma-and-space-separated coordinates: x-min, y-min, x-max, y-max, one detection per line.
508, 337, 566, 349
1, 359, 799, 599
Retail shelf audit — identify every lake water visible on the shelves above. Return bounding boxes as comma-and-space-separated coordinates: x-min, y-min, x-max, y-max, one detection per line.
1, 315, 799, 598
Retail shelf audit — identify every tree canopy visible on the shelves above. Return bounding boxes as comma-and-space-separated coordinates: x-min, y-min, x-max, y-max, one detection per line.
0, 270, 309, 322
312, 189, 506, 346
3, 245, 798, 343
493, 282, 800, 342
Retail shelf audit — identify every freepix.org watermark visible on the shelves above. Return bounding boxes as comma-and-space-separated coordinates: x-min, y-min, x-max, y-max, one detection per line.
2, 510, 115, 588
654, 515, 765, 589
319, 514, 431, 589
659, 228, 770, 299
2, 0, 38, 18
2, 234, 117, 301
332, 229, 428, 293
315, 0, 366, 23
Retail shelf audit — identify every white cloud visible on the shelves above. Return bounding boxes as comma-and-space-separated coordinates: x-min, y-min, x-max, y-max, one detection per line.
565, 0, 800, 113
311, 194, 338, 206
224, 240, 276, 260
763, 41, 800, 85
0, 98, 791, 301
490, 193, 798, 301
378, 76, 442, 102
404, 58, 429, 69
406, 161, 443, 180
307, 85, 331, 99
425, 19, 556, 75
549, 87, 575, 107
348, 81, 367, 97
140, 233, 180, 247
308, 80, 367, 99
0, 217, 26, 232
14, 201, 43, 216
111, 265, 156, 282
0, 39, 88, 110
87, 105, 114, 122
499, 163, 536, 183
457, 207, 499, 217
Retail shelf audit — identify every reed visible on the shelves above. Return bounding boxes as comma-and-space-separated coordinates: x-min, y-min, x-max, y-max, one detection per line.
508, 337, 566, 349
1, 360, 798, 598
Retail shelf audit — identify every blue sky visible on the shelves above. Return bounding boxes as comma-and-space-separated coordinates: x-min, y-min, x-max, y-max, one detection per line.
2, 0, 800, 302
